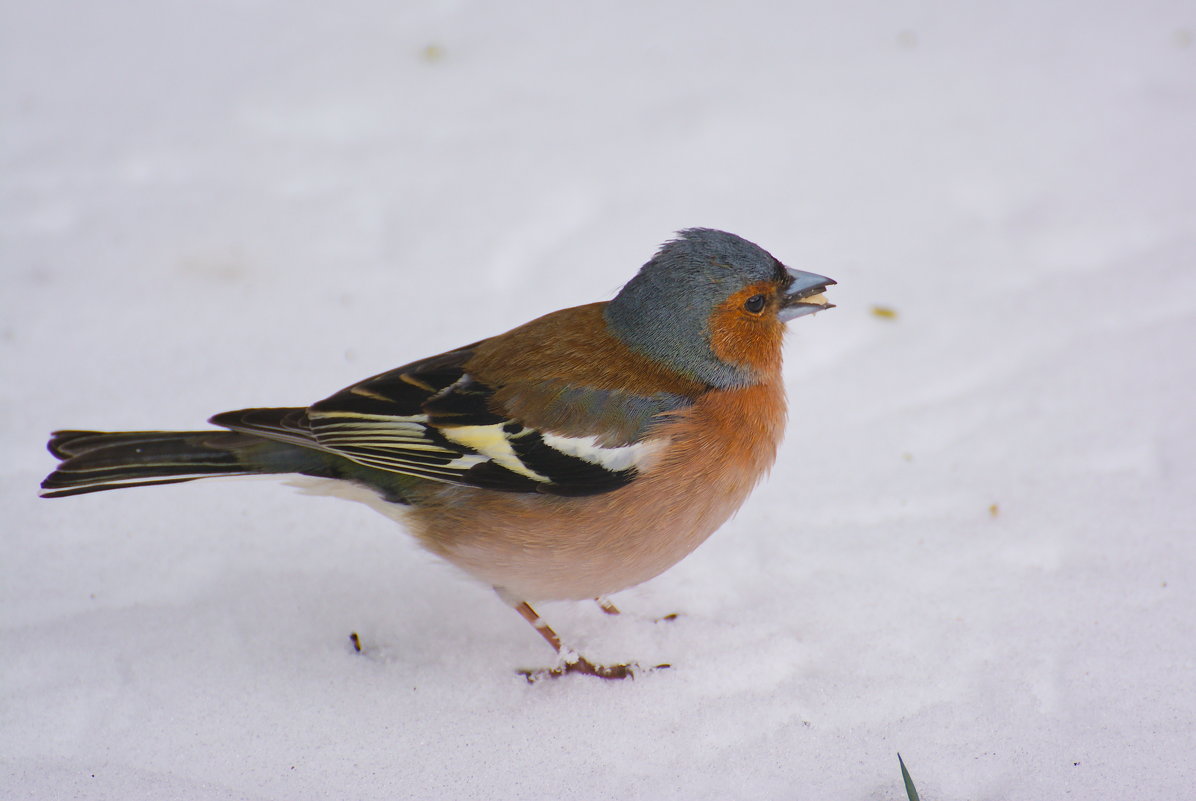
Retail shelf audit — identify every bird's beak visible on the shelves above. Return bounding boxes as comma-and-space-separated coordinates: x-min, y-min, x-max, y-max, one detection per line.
779, 268, 836, 321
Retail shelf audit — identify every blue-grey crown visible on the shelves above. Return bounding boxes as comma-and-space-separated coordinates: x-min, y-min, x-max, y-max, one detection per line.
604, 228, 785, 388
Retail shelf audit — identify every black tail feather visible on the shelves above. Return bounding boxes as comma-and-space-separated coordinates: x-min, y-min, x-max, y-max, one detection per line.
41, 430, 272, 498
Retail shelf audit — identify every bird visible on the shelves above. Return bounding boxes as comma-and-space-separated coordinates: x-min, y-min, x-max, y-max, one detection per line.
40, 228, 835, 680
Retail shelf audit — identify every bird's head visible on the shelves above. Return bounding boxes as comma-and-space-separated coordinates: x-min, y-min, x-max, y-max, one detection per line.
605, 228, 835, 388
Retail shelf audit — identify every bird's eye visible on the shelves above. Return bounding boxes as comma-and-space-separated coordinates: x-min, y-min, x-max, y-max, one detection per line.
743, 294, 767, 314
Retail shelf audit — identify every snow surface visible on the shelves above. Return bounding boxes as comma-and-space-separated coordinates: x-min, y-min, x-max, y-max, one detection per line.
3, 1, 1195, 798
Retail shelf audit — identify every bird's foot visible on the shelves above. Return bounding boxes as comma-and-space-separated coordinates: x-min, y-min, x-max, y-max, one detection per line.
518, 653, 670, 683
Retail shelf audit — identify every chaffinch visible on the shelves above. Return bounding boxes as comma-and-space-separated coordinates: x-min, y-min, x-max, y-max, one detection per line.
41, 228, 835, 680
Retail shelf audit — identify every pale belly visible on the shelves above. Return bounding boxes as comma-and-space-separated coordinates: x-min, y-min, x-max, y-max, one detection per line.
404, 445, 772, 601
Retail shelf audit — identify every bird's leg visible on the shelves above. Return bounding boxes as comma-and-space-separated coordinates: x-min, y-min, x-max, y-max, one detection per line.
514, 600, 568, 653
594, 596, 621, 615
511, 601, 638, 681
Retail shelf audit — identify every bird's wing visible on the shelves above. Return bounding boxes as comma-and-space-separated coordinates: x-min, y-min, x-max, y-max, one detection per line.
213, 345, 692, 496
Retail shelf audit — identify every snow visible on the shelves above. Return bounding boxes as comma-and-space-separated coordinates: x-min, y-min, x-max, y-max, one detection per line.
3, 1, 1195, 798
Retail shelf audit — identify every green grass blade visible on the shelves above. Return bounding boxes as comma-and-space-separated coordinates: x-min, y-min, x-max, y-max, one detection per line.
897, 753, 921, 801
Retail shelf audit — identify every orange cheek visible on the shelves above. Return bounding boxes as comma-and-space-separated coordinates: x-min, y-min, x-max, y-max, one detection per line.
707, 284, 784, 377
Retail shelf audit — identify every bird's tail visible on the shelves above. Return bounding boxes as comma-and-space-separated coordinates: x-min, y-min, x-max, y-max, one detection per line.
40, 429, 301, 498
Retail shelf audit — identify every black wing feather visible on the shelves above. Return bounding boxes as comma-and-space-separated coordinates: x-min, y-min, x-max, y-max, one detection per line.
213, 343, 684, 496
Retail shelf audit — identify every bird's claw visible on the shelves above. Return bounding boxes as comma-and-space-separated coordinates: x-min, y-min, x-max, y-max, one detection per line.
518, 656, 671, 683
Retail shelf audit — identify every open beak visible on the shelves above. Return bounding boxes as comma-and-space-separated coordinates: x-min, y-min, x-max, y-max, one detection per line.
779, 268, 836, 321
